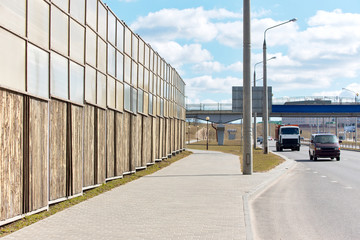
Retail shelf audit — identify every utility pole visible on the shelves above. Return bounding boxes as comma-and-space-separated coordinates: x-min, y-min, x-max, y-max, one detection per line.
243, 0, 253, 174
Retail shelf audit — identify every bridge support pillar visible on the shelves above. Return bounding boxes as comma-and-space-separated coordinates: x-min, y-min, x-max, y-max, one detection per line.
217, 124, 225, 146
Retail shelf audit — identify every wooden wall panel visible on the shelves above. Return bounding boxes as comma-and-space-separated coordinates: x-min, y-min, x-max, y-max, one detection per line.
123, 113, 131, 172
137, 115, 143, 168
49, 100, 67, 201
115, 112, 124, 176
142, 116, 151, 165
174, 119, 178, 151
0, 90, 23, 221
181, 120, 185, 149
130, 114, 138, 170
71, 105, 83, 195
97, 109, 106, 184
106, 110, 115, 179
28, 99, 48, 211
83, 105, 95, 187
166, 118, 171, 156
158, 118, 164, 159
154, 117, 159, 159
170, 119, 174, 154
151, 117, 156, 163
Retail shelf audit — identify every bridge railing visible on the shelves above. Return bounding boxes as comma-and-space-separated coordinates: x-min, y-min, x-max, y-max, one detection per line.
187, 97, 357, 111
272, 96, 356, 105
186, 103, 232, 111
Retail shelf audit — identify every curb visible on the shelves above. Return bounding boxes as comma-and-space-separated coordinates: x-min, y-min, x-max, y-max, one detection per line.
243, 151, 297, 240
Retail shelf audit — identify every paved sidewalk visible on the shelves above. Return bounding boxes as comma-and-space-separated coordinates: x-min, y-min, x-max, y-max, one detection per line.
2, 149, 293, 240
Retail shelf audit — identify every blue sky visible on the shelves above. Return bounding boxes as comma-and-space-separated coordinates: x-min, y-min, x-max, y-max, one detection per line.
105, 0, 360, 104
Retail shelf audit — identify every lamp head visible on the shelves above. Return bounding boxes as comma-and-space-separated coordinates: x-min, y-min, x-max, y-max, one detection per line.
289, 18, 297, 22
206, 116, 210, 121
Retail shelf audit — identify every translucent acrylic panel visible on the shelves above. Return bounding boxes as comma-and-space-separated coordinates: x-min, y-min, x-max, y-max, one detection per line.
138, 39, 144, 65
156, 96, 160, 116
131, 87, 137, 113
97, 71, 106, 107
70, 61, 84, 103
107, 76, 116, 109
131, 61, 138, 88
160, 98, 164, 117
27, 44, 49, 98
138, 64, 143, 89
0, 28, 25, 91
51, 7, 68, 56
97, 37, 107, 73
124, 55, 131, 84
116, 51, 123, 82
116, 81, 123, 111
116, 21, 124, 52
107, 44, 116, 77
70, 0, 85, 24
86, 0, 97, 30
51, 52, 68, 99
85, 65, 96, 104
52, 0, 68, 12
131, 34, 138, 61
149, 49, 154, 72
137, 89, 143, 113
70, 19, 85, 64
148, 93, 153, 115
153, 54, 158, 75
97, 3, 107, 39
124, 26, 131, 56
144, 68, 149, 92
108, 12, 116, 45
86, 27, 96, 67
0, 0, 26, 37
28, 0, 49, 49
143, 92, 148, 115
144, 45, 149, 68
124, 83, 130, 111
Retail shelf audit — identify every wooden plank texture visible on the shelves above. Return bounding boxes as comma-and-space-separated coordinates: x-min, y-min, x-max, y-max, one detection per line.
142, 116, 151, 165
0, 90, 23, 221
29, 98, 48, 211
123, 112, 131, 172
130, 114, 138, 170
115, 112, 124, 176
83, 105, 95, 187
96, 109, 106, 184
71, 105, 83, 195
49, 100, 67, 201
106, 110, 115, 179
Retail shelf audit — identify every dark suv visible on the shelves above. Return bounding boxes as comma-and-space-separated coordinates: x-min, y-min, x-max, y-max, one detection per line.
309, 133, 341, 161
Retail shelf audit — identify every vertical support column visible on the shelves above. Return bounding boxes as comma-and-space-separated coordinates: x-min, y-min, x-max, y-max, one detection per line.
243, 0, 253, 174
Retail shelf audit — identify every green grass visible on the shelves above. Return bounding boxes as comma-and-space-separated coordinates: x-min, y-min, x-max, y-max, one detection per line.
187, 140, 284, 172
0, 151, 192, 237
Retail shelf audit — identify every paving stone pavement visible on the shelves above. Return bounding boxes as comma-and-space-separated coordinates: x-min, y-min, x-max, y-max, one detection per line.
2, 149, 293, 240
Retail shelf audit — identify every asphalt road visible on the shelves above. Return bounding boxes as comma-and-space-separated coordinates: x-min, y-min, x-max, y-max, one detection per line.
250, 142, 360, 240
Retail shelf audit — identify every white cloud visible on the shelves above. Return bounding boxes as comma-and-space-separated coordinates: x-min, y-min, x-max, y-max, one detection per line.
131, 7, 241, 43
149, 41, 213, 69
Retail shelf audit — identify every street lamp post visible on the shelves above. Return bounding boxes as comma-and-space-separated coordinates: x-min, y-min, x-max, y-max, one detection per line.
253, 57, 276, 149
342, 88, 359, 148
197, 125, 199, 142
263, 18, 297, 154
188, 126, 191, 145
206, 116, 210, 150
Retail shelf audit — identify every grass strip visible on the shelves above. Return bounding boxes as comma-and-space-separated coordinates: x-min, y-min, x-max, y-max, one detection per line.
0, 151, 192, 237
187, 140, 284, 172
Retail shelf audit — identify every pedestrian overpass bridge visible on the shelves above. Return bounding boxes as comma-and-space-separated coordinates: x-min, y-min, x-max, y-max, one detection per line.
186, 97, 360, 123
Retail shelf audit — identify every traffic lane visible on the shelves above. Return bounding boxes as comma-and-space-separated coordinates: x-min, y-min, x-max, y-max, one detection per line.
270, 144, 360, 190
250, 161, 360, 240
